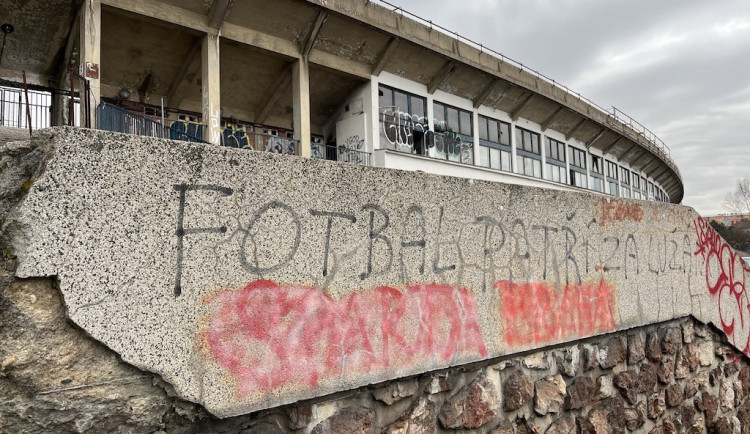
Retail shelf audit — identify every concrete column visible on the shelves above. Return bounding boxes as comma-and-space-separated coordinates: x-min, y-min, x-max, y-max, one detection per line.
425, 95, 434, 158
79, 0, 101, 128
201, 33, 222, 145
293, 57, 311, 157
472, 111, 480, 166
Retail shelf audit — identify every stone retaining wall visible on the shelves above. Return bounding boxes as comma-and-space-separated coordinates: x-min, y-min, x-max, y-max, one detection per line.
1, 276, 747, 432
1, 127, 749, 431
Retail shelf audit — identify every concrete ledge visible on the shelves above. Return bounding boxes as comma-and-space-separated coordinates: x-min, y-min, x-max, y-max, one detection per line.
2, 127, 745, 417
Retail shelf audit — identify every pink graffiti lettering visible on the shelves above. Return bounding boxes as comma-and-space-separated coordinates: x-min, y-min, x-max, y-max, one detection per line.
499, 279, 617, 346
200, 280, 487, 397
695, 218, 750, 354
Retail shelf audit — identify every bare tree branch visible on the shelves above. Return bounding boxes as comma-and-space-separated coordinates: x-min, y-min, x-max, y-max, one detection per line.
724, 177, 750, 215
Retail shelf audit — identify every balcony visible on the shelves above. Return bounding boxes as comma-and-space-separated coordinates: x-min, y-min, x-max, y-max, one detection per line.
312, 143, 372, 166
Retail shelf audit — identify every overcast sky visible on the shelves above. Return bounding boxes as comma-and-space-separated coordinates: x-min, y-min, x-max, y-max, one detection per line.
383, 0, 750, 215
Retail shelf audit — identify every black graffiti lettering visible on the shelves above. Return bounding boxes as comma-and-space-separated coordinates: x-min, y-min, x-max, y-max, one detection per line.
400, 205, 427, 278
240, 201, 301, 275
624, 234, 639, 279
682, 234, 692, 275
360, 204, 393, 280
661, 235, 668, 272
648, 235, 661, 275
584, 238, 590, 274
602, 236, 621, 273
562, 226, 582, 285
477, 216, 506, 291
173, 183, 234, 297
669, 238, 680, 270
507, 219, 531, 282
309, 210, 356, 277
433, 207, 457, 274
533, 224, 558, 280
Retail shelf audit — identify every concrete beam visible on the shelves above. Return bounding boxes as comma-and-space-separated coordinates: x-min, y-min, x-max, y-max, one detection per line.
630, 151, 652, 169
207, 0, 233, 30
585, 128, 606, 149
54, 9, 80, 87
427, 61, 458, 94
293, 58, 311, 157
101, 0, 211, 34
601, 137, 625, 155
167, 40, 201, 108
256, 64, 293, 124
79, 0, 101, 128
565, 118, 587, 140
473, 79, 499, 109
510, 93, 535, 121
301, 10, 328, 57
642, 158, 661, 174
201, 33, 222, 145
372, 37, 399, 77
616, 142, 638, 160
653, 166, 671, 184
221, 23, 298, 58
308, 50, 371, 80
540, 106, 565, 131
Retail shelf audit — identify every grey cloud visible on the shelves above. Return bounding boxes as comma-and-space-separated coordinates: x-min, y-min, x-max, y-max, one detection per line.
388, 0, 750, 214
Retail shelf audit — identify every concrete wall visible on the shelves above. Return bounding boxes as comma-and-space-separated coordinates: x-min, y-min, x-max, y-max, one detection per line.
1, 127, 748, 419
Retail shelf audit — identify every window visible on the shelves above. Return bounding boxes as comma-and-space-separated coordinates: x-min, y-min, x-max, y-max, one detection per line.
434, 102, 473, 164
641, 176, 648, 199
545, 138, 566, 183
632, 174, 641, 200
648, 182, 655, 201
605, 160, 619, 196
379, 85, 429, 155
590, 155, 604, 193
515, 127, 542, 178
478, 115, 511, 172
620, 166, 631, 198
568, 146, 588, 188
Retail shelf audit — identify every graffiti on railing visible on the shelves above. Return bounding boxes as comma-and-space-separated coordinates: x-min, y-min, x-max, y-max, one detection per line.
169, 119, 205, 143
340, 135, 367, 165
264, 135, 295, 155
222, 126, 250, 149
169, 119, 295, 154
311, 142, 324, 159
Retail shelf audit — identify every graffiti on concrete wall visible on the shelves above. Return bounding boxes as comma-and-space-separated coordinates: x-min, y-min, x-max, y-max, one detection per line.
499, 279, 616, 346
172, 188, 700, 302
596, 197, 645, 227
202, 90, 221, 144
695, 217, 750, 354
200, 279, 487, 396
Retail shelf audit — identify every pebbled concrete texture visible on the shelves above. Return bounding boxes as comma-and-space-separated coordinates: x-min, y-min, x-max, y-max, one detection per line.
1, 127, 743, 418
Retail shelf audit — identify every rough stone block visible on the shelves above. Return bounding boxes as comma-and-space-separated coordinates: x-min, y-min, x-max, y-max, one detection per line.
439, 372, 499, 429
534, 374, 566, 415
503, 370, 532, 412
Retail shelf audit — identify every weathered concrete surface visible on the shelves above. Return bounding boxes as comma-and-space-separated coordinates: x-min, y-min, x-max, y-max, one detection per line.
2, 127, 745, 417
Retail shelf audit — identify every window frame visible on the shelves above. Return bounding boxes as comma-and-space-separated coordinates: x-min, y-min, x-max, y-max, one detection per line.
433, 101, 474, 164
478, 114, 512, 172
515, 126, 542, 179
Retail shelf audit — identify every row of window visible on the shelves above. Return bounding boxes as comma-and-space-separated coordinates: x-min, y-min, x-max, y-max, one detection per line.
378, 84, 670, 203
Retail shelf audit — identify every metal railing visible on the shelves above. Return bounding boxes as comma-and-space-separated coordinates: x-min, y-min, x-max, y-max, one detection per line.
0, 85, 52, 129
370, 0, 673, 161
312, 143, 372, 166
98, 101, 178, 140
